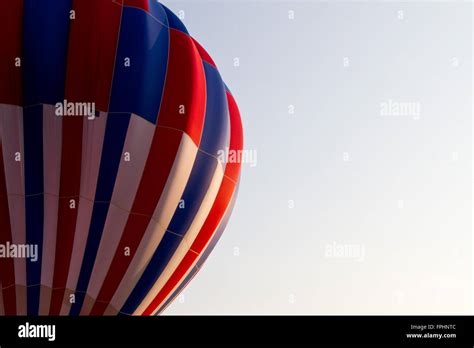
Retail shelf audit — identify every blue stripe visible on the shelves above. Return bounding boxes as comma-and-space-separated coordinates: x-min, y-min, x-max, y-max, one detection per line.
147, 0, 168, 26
21, 1, 71, 314
108, 7, 169, 124
158, 184, 239, 314
161, 4, 188, 35
199, 62, 230, 157
69, 114, 131, 315
93, 115, 131, 202
22, 0, 71, 106
22, 105, 44, 315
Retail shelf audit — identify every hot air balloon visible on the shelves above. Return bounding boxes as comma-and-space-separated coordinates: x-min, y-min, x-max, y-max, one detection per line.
0, 0, 243, 316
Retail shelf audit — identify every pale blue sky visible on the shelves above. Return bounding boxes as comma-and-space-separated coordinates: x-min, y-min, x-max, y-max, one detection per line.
161, 0, 473, 315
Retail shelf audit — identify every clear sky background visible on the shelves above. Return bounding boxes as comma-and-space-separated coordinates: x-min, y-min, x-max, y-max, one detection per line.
161, 0, 472, 315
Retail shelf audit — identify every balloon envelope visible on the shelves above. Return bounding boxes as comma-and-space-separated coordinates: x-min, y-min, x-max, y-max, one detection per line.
0, 0, 243, 316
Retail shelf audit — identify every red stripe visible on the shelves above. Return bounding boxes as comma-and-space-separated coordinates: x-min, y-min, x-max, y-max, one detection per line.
0, 142, 17, 314
142, 91, 243, 315
64, 0, 122, 111
89, 27, 207, 315
123, 0, 149, 12
0, 0, 23, 106
157, 29, 206, 146
222, 92, 244, 183
49, 118, 83, 315
192, 39, 217, 68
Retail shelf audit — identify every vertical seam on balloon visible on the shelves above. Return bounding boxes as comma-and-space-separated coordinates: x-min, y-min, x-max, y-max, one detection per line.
39, 107, 63, 315
195, 53, 207, 148
106, 0, 125, 113
0, 138, 17, 313
155, 15, 171, 125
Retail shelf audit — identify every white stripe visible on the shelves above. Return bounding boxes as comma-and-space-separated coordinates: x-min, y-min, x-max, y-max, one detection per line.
0, 282, 4, 315
60, 112, 108, 315
39, 105, 62, 314
0, 104, 26, 314
109, 132, 198, 311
